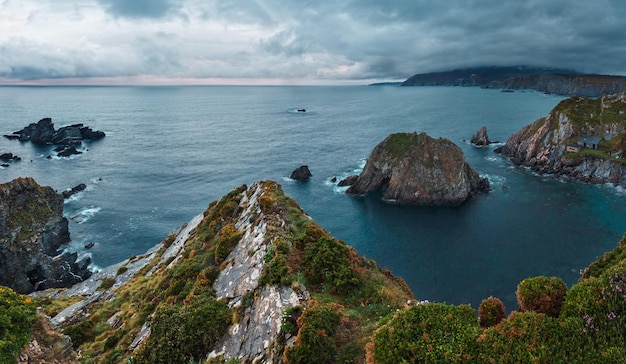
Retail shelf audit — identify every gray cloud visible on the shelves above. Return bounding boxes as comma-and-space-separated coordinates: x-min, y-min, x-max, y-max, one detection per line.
1, 0, 626, 83
96, 0, 181, 19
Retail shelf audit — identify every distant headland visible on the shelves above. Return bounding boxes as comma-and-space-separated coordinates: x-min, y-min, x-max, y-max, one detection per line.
400, 65, 626, 97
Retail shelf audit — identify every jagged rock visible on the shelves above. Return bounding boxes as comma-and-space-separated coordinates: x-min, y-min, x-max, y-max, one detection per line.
62, 184, 87, 199
471, 126, 491, 146
0, 177, 91, 294
337, 175, 358, 187
290, 165, 312, 181
7, 118, 105, 146
500, 92, 626, 185
19, 313, 80, 364
347, 132, 489, 205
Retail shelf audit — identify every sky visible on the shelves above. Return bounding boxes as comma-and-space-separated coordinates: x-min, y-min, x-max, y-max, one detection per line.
1, 0, 626, 85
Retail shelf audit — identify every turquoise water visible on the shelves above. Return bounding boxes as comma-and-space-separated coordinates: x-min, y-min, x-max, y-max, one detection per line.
1, 85, 625, 310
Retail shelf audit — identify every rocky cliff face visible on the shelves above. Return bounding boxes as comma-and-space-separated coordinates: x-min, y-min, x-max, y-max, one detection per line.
0, 178, 91, 294
347, 132, 489, 205
499, 93, 626, 185
484, 74, 626, 97
35, 181, 413, 363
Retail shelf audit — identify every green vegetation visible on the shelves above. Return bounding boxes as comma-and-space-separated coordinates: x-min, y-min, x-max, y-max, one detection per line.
0, 286, 36, 363
26, 181, 626, 363
478, 296, 506, 328
370, 303, 480, 363
516, 276, 567, 317
368, 234, 626, 363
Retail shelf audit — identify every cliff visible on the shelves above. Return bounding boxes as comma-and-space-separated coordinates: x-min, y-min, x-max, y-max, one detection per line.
346, 132, 489, 205
401, 66, 626, 97
401, 66, 576, 87
33, 181, 414, 363
0, 177, 91, 294
498, 92, 626, 185
484, 74, 626, 97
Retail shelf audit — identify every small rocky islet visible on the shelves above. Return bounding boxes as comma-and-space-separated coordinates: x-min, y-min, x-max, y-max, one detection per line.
343, 131, 489, 205
2, 117, 105, 161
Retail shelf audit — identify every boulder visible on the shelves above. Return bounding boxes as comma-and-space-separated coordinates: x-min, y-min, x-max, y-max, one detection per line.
0, 152, 20, 161
338, 175, 358, 187
0, 177, 91, 293
346, 132, 489, 205
471, 126, 491, 146
290, 165, 312, 181
57, 146, 82, 157
62, 183, 87, 199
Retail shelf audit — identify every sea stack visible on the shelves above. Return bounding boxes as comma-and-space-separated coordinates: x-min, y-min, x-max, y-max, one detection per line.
347, 132, 489, 205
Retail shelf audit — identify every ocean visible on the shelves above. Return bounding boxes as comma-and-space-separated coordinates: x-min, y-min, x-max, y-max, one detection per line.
1, 85, 625, 310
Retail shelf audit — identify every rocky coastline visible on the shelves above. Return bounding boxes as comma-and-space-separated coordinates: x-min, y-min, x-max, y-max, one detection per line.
497, 92, 626, 185
0, 177, 91, 294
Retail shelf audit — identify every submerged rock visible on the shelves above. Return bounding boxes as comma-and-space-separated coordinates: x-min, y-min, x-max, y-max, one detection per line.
347, 132, 489, 205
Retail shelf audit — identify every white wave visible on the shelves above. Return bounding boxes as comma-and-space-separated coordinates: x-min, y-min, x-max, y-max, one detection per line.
484, 155, 502, 163
281, 176, 296, 183
601, 183, 626, 196
70, 206, 101, 224
481, 174, 507, 188
63, 193, 84, 204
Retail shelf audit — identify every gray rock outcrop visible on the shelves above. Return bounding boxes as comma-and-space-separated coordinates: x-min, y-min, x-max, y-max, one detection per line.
290, 165, 312, 181
347, 132, 489, 205
5, 118, 105, 150
471, 126, 491, 146
0, 177, 91, 293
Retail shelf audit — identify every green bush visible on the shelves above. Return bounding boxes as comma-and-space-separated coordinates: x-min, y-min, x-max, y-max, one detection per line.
516, 276, 567, 317
0, 286, 36, 363
477, 311, 617, 362
369, 303, 480, 363
284, 303, 342, 364
135, 296, 231, 363
303, 237, 361, 294
478, 296, 506, 328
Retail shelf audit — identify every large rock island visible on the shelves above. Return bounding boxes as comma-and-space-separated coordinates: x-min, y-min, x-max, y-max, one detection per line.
498, 92, 626, 185
0, 177, 91, 293
346, 132, 489, 205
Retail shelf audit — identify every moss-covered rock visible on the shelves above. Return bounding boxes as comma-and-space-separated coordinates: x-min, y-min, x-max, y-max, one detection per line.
347, 132, 489, 205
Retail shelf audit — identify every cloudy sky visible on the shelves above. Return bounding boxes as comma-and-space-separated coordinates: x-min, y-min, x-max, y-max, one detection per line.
1, 0, 625, 85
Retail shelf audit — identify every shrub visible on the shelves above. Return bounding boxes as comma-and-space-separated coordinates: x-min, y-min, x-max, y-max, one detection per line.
516, 276, 567, 317
476, 311, 608, 362
303, 237, 361, 295
135, 296, 231, 363
368, 303, 480, 363
0, 286, 36, 363
284, 303, 342, 364
478, 296, 506, 328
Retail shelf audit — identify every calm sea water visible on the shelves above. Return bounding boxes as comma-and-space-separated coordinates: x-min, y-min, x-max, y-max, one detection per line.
1, 85, 625, 310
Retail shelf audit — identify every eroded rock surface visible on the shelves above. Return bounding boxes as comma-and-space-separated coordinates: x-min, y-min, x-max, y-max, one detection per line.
0, 177, 91, 293
347, 132, 489, 205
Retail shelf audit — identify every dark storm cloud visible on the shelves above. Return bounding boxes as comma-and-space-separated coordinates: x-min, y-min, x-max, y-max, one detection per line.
96, 0, 181, 19
2, 0, 626, 83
